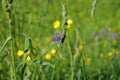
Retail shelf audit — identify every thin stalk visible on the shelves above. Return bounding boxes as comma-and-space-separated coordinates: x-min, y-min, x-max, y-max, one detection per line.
10, 36, 17, 80
10, 8, 17, 80
82, 58, 86, 80
2, 0, 17, 79
91, 0, 98, 18
74, 27, 79, 64
67, 40, 74, 80
79, 28, 87, 80
9, 8, 17, 80
51, 68, 55, 80
0, 36, 11, 53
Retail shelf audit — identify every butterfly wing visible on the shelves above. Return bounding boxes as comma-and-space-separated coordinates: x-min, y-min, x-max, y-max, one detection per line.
51, 32, 62, 42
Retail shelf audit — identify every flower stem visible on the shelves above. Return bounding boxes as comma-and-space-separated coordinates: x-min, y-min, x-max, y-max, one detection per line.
67, 40, 74, 80
2, 0, 17, 79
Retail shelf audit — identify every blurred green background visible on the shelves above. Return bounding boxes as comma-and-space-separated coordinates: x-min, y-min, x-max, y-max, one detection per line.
0, 0, 120, 80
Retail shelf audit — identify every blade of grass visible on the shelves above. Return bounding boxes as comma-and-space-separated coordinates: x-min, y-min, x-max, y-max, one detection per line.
67, 39, 74, 80
0, 36, 11, 53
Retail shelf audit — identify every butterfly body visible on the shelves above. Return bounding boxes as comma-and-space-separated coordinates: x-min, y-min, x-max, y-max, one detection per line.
51, 32, 66, 43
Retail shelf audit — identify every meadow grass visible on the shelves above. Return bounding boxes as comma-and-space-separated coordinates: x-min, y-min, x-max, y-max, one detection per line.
0, 0, 120, 80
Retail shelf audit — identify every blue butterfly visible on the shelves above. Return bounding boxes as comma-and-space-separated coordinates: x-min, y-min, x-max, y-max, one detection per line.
51, 32, 66, 43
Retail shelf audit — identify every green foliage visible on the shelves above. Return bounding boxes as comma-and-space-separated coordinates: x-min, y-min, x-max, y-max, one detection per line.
0, 0, 120, 80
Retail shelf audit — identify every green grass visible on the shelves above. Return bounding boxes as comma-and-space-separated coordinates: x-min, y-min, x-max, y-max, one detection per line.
0, 0, 120, 80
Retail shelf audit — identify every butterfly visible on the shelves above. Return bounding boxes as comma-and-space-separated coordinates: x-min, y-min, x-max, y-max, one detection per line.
51, 32, 66, 43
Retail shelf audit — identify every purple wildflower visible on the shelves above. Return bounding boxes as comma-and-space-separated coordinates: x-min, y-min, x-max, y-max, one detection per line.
101, 29, 107, 34
92, 32, 100, 41
109, 32, 118, 39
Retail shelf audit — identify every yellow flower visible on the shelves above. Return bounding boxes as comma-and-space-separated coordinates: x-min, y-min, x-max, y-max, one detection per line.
79, 45, 84, 50
67, 19, 73, 25
108, 52, 112, 57
26, 56, 31, 61
66, 24, 71, 29
17, 50, 24, 57
66, 19, 73, 29
45, 53, 51, 60
50, 49, 56, 55
53, 20, 60, 29
100, 53, 104, 58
